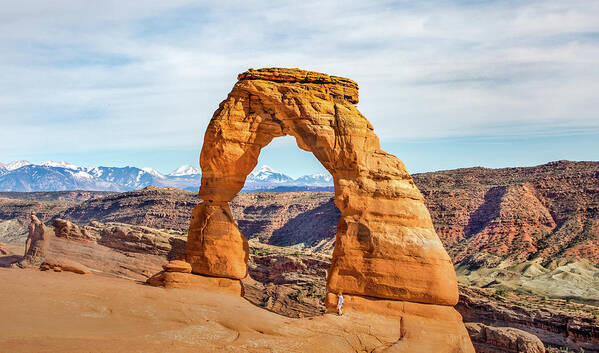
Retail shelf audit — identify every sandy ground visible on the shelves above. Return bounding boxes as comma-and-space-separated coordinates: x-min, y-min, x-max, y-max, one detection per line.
0, 241, 474, 353
0, 267, 413, 352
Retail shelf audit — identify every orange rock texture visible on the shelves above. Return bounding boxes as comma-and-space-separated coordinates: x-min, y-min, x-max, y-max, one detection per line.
187, 202, 249, 279
189, 67, 459, 305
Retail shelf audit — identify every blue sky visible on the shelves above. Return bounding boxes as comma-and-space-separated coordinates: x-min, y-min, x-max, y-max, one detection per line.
1, 0, 598, 177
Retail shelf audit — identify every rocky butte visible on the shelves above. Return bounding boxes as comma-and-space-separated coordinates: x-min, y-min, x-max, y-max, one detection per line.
184, 67, 474, 352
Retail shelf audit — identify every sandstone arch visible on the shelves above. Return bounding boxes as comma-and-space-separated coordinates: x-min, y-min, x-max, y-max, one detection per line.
187, 68, 459, 306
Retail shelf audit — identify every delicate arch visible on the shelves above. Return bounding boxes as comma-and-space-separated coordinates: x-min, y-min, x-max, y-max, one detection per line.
186, 68, 458, 306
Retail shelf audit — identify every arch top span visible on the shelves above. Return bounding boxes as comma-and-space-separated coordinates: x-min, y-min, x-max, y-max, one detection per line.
237, 67, 359, 103
186, 68, 459, 307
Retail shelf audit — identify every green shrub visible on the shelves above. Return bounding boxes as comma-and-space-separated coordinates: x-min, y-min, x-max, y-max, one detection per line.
289, 290, 304, 301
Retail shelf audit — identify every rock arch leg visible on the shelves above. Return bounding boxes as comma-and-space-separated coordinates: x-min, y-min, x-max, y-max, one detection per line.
186, 201, 248, 279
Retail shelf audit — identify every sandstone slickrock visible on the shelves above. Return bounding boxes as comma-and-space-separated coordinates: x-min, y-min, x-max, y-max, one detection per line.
147, 258, 241, 295
41, 257, 91, 275
189, 68, 459, 306
187, 68, 473, 352
0, 268, 478, 352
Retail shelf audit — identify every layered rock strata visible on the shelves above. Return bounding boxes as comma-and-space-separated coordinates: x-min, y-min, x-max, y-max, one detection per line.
187, 68, 472, 351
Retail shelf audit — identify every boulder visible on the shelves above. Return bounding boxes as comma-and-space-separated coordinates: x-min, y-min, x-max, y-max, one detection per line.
465, 322, 545, 353
162, 260, 192, 273
146, 271, 242, 296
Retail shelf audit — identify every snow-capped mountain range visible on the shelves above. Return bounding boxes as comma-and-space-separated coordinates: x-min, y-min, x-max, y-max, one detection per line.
249, 165, 293, 183
0, 161, 333, 192
169, 165, 202, 177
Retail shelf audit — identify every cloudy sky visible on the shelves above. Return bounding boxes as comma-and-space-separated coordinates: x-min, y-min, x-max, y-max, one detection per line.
1, 0, 598, 176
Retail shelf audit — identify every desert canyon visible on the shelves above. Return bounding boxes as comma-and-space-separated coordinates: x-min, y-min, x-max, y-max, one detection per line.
1, 69, 598, 353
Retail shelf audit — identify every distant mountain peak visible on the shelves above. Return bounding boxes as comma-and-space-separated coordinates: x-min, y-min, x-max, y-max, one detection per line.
41, 161, 79, 170
169, 165, 201, 176
309, 173, 331, 180
247, 165, 293, 184
141, 167, 166, 179
5, 160, 32, 171
250, 164, 279, 177
0, 160, 335, 192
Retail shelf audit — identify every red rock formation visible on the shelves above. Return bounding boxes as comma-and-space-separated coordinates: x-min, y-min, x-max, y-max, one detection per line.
52, 218, 95, 242
22, 215, 52, 265
189, 67, 458, 305
415, 161, 599, 265
56, 186, 197, 231
94, 222, 185, 257
147, 260, 242, 295
187, 68, 472, 351
14, 216, 186, 280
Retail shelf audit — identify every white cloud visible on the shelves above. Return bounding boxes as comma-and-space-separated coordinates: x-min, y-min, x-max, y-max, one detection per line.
1, 0, 598, 160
